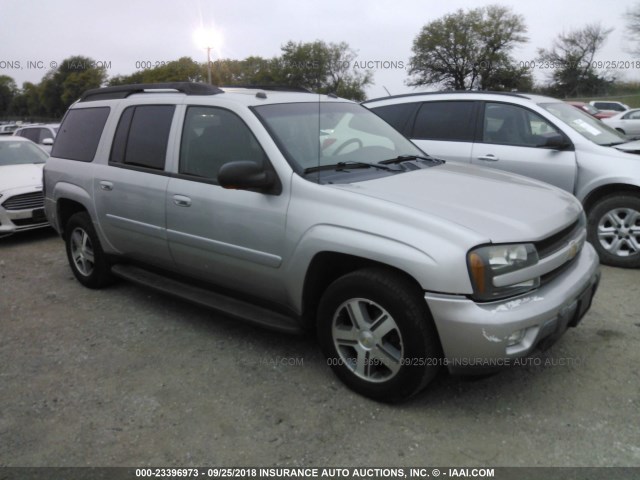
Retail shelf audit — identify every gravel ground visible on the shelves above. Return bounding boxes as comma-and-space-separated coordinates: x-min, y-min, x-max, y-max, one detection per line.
1, 228, 639, 467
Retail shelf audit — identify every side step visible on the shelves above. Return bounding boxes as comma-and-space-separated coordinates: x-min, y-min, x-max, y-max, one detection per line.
111, 264, 303, 334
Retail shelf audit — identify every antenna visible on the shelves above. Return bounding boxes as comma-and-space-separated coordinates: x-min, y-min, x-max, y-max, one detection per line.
383, 86, 392, 96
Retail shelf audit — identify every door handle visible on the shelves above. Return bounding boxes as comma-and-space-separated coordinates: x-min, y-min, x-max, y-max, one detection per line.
477, 154, 499, 162
99, 181, 114, 191
173, 194, 192, 207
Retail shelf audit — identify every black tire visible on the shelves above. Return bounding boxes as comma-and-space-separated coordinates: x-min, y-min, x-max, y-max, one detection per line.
615, 128, 626, 135
64, 212, 114, 288
317, 268, 442, 402
587, 194, 640, 268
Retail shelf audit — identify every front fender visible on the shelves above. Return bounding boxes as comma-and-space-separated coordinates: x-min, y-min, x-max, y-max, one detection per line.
283, 224, 472, 312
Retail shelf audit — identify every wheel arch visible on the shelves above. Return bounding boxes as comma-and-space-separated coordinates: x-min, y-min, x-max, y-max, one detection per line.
582, 183, 640, 214
300, 251, 427, 330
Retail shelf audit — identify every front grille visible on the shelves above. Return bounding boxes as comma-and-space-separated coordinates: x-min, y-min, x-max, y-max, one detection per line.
536, 215, 586, 287
2, 191, 44, 210
535, 216, 583, 258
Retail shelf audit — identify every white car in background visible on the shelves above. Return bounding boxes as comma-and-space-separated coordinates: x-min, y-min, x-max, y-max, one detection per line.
602, 108, 640, 137
13, 123, 60, 153
0, 136, 50, 237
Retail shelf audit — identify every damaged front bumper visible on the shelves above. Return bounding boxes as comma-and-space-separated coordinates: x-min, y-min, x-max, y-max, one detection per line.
425, 242, 600, 374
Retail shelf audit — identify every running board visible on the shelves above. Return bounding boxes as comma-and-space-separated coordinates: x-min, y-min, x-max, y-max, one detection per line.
110, 264, 302, 334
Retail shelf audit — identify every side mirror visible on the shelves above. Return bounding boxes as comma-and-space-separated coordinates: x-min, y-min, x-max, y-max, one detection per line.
218, 161, 280, 194
42, 138, 54, 146
539, 133, 570, 150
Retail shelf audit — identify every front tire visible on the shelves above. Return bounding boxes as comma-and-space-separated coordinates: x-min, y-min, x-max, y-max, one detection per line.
65, 212, 114, 288
587, 194, 640, 268
317, 268, 442, 402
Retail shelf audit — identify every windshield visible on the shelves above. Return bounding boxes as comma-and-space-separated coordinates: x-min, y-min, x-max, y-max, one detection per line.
0, 140, 48, 166
253, 102, 424, 174
540, 102, 626, 146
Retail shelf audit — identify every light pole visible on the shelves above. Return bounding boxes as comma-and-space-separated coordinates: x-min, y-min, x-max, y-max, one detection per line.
206, 46, 212, 85
194, 27, 220, 85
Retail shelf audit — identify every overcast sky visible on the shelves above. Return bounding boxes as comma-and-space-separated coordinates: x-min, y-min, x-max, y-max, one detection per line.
1, 0, 639, 98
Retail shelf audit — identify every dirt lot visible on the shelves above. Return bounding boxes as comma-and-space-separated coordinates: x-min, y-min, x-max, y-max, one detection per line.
1, 228, 639, 467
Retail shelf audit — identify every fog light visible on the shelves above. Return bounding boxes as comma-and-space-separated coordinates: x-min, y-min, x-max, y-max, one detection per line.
507, 329, 526, 347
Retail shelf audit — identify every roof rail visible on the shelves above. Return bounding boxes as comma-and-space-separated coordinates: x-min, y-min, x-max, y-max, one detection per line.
222, 84, 313, 93
79, 82, 224, 102
362, 90, 530, 104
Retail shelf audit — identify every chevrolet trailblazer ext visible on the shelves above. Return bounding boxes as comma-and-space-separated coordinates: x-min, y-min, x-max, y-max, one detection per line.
44, 83, 600, 402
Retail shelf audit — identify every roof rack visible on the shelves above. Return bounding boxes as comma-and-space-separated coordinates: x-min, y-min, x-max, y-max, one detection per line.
222, 84, 312, 93
362, 90, 529, 104
79, 82, 224, 102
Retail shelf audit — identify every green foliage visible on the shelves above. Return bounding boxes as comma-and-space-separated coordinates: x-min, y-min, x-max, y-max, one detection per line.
625, 2, 640, 56
109, 57, 204, 85
108, 42, 371, 101
408, 5, 528, 90
537, 24, 613, 97
0, 75, 18, 114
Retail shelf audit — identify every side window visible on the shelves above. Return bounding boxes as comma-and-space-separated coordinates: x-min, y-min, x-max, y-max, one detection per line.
370, 103, 420, 135
625, 110, 640, 120
179, 106, 267, 182
482, 103, 560, 147
412, 101, 475, 141
51, 107, 110, 162
19, 128, 39, 142
37, 128, 54, 143
110, 105, 175, 170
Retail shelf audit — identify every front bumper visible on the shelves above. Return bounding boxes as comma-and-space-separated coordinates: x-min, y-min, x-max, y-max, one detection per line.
425, 242, 600, 373
0, 206, 49, 237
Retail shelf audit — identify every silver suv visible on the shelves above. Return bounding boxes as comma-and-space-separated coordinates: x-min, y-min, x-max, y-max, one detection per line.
364, 92, 640, 268
44, 83, 600, 402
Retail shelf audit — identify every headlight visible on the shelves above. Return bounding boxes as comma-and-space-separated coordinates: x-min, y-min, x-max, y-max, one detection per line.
467, 243, 540, 302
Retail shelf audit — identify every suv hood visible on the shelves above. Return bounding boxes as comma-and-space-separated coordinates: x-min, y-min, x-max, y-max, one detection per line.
0, 163, 44, 192
334, 162, 581, 243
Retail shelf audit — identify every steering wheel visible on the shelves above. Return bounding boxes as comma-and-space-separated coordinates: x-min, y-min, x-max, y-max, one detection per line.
333, 138, 363, 155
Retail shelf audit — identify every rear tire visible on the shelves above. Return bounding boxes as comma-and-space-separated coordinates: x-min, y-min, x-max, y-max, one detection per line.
317, 268, 442, 402
587, 194, 640, 268
65, 212, 114, 288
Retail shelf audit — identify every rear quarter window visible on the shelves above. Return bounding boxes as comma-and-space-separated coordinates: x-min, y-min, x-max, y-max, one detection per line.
52, 107, 110, 162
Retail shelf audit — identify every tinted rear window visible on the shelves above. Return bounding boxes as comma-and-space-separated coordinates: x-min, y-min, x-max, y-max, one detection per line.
52, 107, 110, 161
413, 101, 475, 141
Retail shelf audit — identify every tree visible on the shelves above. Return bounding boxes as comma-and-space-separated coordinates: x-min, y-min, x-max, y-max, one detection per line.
109, 57, 205, 86
625, 2, 640, 55
0, 75, 18, 115
10, 82, 44, 118
277, 41, 372, 101
408, 5, 528, 90
210, 56, 278, 85
537, 24, 613, 97
39, 56, 108, 118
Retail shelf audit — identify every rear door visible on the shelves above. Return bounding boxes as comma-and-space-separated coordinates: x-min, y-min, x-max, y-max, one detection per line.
93, 104, 176, 265
470, 102, 578, 193
406, 101, 477, 163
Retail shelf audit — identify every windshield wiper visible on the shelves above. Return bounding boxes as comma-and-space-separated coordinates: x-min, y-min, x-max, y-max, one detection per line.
303, 161, 399, 174
379, 154, 444, 165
